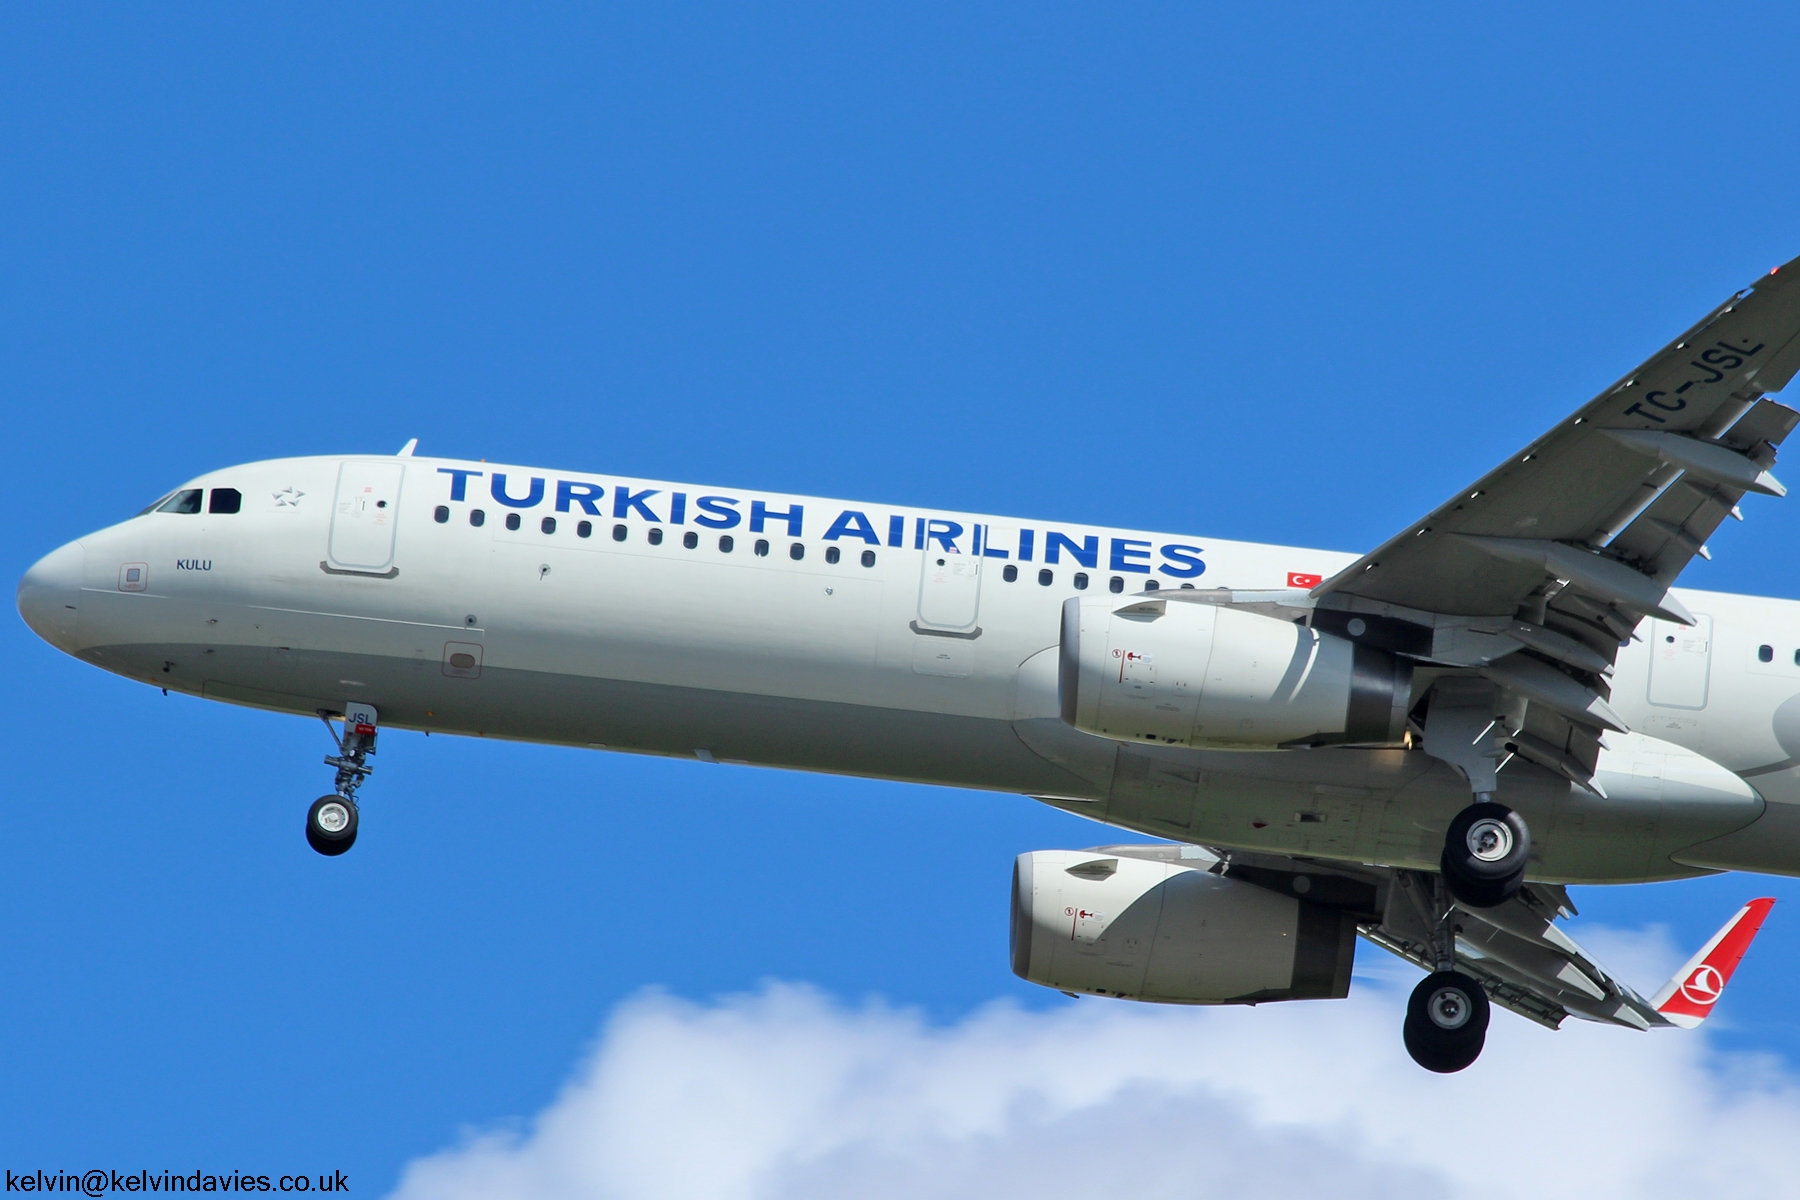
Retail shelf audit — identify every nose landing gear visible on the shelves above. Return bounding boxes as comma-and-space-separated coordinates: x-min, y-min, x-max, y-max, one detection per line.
309, 704, 378, 856
306, 794, 359, 856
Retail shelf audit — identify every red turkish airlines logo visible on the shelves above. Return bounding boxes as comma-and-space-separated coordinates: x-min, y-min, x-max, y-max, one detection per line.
1287, 572, 1323, 589
1678, 964, 1726, 1007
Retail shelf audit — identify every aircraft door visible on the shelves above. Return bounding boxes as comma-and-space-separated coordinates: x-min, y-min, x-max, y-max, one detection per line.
328, 460, 405, 573
1648, 614, 1711, 709
917, 549, 981, 633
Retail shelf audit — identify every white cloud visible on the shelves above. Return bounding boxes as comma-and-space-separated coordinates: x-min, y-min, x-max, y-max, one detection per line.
391, 944, 1800, 1200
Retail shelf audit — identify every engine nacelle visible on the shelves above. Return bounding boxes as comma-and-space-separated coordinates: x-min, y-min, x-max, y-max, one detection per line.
1010, 849, 1357, 1004
1058, 595, 1411, 749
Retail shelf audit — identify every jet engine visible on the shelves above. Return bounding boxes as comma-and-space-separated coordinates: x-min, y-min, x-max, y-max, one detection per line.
1058, 595, 1412, 749
1010, 848, 1358, 1003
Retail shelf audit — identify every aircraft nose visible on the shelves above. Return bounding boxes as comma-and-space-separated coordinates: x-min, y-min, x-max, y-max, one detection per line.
17, 539, 85, 653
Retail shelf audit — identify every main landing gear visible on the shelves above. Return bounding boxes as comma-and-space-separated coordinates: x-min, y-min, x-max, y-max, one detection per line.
1421, 679, 1532, 908
1405, 971, 1490, 1073
1440, 801, 1530, 908
1398, 872, 1491, 1073
308, 703, 378, 856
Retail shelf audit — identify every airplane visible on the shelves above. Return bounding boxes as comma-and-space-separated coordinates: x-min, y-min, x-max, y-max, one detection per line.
19, 257, 1800, 1072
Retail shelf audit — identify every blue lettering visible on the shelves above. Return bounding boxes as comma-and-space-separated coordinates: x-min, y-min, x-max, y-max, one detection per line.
925, 519, 963, 552
614, 486, 662, 522
491, 474, 544, 508
437, 468, 483, 502
977, 524, 1009, 559
824, 510, 881, 543
751, 500, 804, 536
1044, 532, 1098, 568
1018, 529, 1034, 563
1158, 544, 1206, 579
556, 480, 605, 515
1111, 538, 1152, 573
671, 493, 687, 525
914, 516, 926, 550
888, 514, 905, 547
693, 496, 741, 528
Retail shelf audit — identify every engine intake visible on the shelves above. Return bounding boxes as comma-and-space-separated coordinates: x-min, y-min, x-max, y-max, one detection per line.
1058, 595, 1411, 748
1010, 849, 1357, 1003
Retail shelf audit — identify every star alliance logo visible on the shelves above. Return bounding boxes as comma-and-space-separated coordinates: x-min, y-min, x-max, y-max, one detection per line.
274, 487, 305, 507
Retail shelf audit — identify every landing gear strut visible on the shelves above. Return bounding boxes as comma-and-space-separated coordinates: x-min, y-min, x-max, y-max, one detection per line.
309, 703, 377, 856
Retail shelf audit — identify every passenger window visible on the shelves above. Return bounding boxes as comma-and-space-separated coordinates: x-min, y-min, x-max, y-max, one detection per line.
434, 506, 450, 524
157, 489, 203, 514
578, 520, 592, 538
1760, 644, 1774, 663
505, 513, 522, 531
1109, 576, 1124, 594
755, 539, 770, 557
1038, 569, 1053, 586
826, 546, 840, 564
612, 524, 627, 542
541, 517, 557, 534
1145, 580, 1160, 591
208, 488, 242, 514
683, 531, 698, 549
720, 535, 735, 553
470, 509, 486, 527
1003, 564, 1018, 582
861, 550, 876, 568
648, 528, 664, 545
790, 543, 804, 560
1074, 572, 1088, 590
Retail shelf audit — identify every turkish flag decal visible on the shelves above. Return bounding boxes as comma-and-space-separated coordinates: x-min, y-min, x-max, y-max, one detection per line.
1287, 572, 1323, 589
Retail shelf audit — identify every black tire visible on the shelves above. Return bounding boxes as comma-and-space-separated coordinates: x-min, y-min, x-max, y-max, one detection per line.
306, 794, 359, 857
1403, 971, 1489, 1073
1444, 802, 1530, 881
1440, 850, 1525, 908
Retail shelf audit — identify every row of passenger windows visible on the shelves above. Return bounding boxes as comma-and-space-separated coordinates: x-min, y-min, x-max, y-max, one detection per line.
999, 563, 1190, 593
435, 503, 1175, 594
437, 505, 880, 566
1755, 644, 1800, 666
142, 487, 241, 515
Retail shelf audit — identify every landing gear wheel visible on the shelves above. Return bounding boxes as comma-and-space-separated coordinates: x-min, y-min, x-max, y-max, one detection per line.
1442, 802, 1529, 907
306, 794, 359, 856
1440, 850, 1526, 908
1403, 970, 1490, 1073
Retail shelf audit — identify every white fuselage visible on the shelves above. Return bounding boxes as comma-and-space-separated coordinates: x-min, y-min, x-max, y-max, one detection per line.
21, 454, 1800, 883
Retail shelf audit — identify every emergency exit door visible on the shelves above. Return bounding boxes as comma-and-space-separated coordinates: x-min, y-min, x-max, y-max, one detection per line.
1648, 614, 1712, 709
328, 460, 405, 572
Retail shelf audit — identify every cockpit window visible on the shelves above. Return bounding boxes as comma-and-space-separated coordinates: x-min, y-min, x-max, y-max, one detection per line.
208, 488, 242, 514
136, 491, 177, 517
156, 489, 204, 514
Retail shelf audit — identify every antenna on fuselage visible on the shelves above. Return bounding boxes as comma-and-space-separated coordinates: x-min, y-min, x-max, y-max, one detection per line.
396, 438, 418, 457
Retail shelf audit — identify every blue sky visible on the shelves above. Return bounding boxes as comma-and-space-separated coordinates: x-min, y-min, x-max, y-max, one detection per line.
7, 4, 1800, 1195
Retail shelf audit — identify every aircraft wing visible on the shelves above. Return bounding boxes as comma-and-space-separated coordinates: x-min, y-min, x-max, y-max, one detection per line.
1319, 255, 1800, 628
1218, 850, 1772, 1031
1308, 257, 1800, 784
